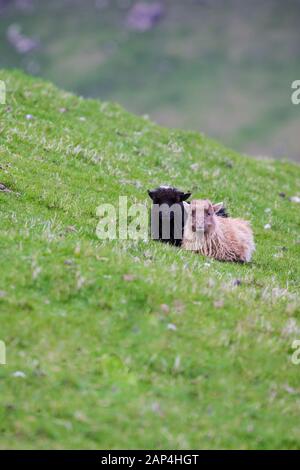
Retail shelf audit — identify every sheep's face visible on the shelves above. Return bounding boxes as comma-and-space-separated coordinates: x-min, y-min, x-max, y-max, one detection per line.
191, 199, 224, 235
148, 186, 191, 221
148, 186, 191, 206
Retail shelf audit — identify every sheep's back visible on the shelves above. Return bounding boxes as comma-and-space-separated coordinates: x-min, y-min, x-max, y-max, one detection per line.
218, 217, 255, 262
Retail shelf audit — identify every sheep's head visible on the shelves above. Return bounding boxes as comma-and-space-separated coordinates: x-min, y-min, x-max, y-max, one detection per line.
147, 186, 191, 221
190, 199, 224, 235
148, 186, 191, 206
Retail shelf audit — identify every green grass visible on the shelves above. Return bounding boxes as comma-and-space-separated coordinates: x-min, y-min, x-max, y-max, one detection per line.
0, 69, 300, 450
1, 0, 300, 161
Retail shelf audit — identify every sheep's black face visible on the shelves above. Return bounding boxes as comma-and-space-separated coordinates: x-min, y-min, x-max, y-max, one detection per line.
148, 186, 191, 245
148, 186, 191, 206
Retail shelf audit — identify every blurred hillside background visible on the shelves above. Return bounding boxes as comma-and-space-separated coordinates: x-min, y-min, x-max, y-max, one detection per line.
0, 0, 299, 161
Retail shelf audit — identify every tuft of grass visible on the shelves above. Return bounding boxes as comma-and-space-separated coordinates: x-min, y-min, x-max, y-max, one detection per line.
0, 69, 300, 450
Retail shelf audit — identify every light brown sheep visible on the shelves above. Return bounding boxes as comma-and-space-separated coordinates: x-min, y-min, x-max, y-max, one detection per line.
183, 199, 255, 262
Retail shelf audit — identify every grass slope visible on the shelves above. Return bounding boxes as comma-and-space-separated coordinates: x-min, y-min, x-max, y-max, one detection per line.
1, 0, 300, 161
0, 70, 300, 450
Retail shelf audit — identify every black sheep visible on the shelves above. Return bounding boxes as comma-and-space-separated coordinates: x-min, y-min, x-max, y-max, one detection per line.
148, 186, 191, 246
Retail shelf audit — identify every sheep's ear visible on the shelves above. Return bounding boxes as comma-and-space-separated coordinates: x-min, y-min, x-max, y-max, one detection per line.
180, 192, 192, 201
147, 190, 155, 200
212, 202, 224, 214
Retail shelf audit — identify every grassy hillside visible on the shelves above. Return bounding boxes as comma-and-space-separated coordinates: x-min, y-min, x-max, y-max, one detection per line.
1, 0, 300, 161
0, 69, 299, 450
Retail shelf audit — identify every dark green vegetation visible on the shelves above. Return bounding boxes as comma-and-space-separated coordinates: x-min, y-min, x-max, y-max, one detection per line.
0, 0, 300, 161
0, 70, 300, 449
